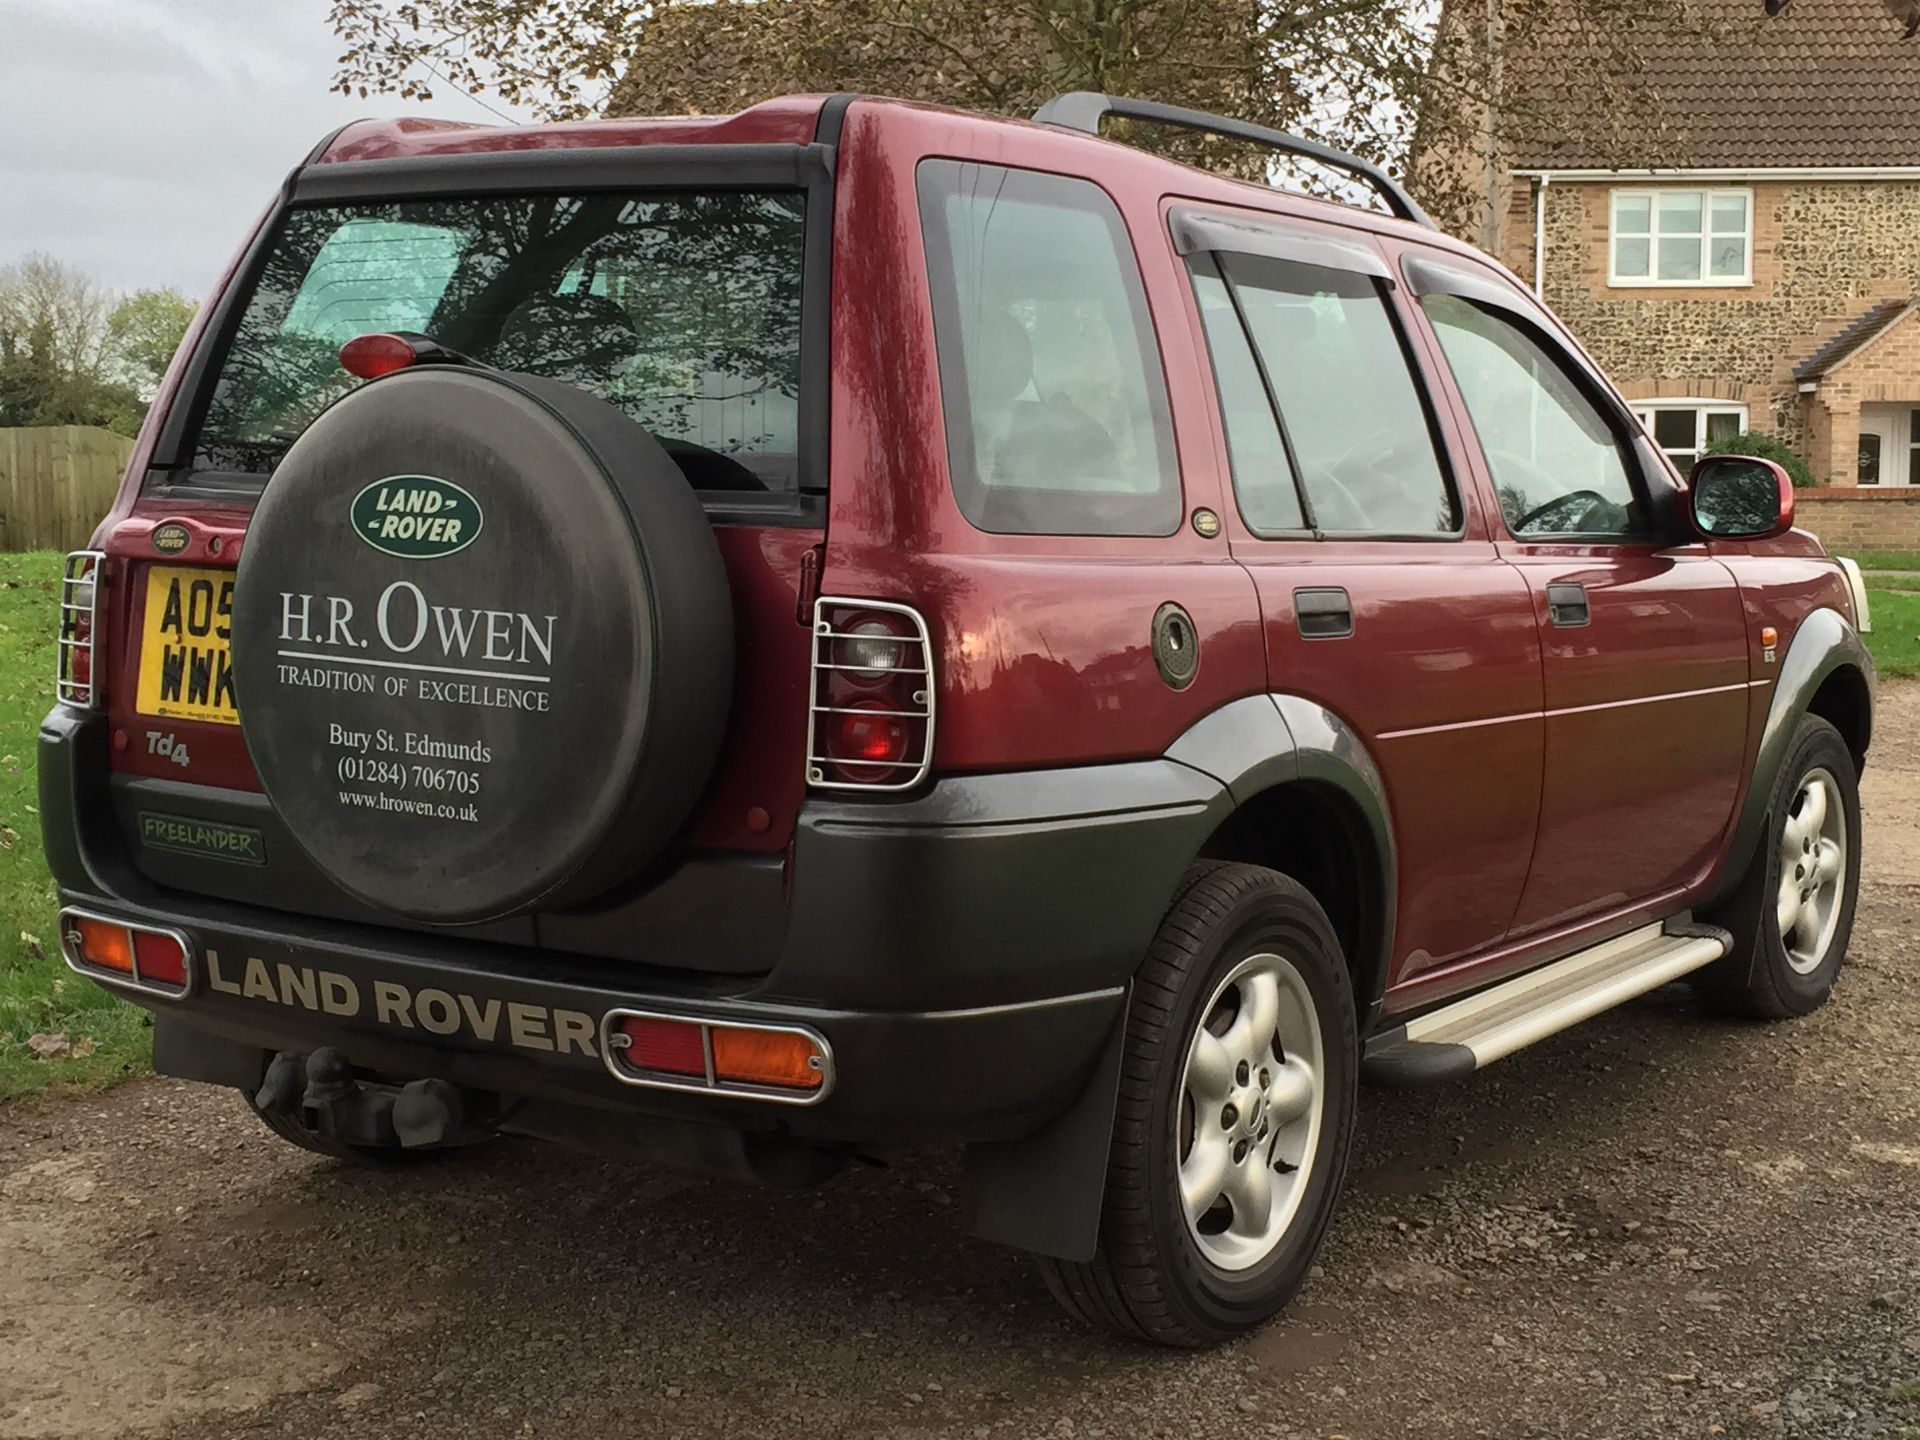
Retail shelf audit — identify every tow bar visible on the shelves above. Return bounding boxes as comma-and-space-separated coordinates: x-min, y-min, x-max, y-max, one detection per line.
254, 1047, 485, 1149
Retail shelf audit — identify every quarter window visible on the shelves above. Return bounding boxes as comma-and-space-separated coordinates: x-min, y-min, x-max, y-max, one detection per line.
1206, 253, 1457, 535
1610, 189, 1751, 286
1188, 267, 1305, 532
1423, 294, 1646, 538
1632, 402, 1746, 472
917, 161, 1179, 536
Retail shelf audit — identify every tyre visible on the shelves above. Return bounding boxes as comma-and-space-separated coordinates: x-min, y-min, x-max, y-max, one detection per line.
1699, 713, 1861, 1019
229, 366, 733, 925
1038, 861, 1358, 1346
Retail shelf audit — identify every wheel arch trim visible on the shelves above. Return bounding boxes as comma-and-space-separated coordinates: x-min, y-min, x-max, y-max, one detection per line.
1710, 606, 1874, 909
1165, 693, 1398, 1013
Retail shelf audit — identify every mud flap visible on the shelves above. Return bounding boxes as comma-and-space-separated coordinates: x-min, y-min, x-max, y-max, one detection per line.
153, 1016, 267, 1089
959, 1002, 1126, 1262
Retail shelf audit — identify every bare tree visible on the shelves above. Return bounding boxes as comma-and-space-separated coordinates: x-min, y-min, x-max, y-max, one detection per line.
327, 0, 1717, 236
0, 256, 192, 434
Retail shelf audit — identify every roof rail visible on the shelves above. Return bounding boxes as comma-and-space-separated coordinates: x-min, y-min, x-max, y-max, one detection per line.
1033, 92, 1437, 230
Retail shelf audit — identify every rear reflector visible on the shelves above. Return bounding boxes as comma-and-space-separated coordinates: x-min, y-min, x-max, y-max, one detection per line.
602, 1009, 832, 1105
132, 930, 189, 987
615, 1016, 707, 1077
58, 909, 194, 999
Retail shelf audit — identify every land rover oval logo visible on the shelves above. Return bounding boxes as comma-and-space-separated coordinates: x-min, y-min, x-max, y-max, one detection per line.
350, 476, 483, 559
151, 522, 191, 554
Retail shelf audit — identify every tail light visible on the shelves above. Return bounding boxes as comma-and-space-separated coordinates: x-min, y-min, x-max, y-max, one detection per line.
601, 1009, 832, 1103
807, 598, 934, 791
57, 907, 194, 999
56, 550, 104, 708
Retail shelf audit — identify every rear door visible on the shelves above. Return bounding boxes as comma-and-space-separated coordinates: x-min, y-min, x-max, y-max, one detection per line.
1171, 206, 1544, 980
1400, 252, 1751, 936
106, 150, 833, 967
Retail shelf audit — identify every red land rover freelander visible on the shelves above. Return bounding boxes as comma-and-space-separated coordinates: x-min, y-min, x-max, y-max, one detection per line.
41, 93, 1874, 1345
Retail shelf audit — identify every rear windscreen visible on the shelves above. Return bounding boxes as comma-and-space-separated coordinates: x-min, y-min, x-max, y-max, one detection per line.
183, 191, 807, 493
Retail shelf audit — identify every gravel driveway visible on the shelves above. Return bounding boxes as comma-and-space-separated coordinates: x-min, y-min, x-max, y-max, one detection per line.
4, 689, 1917, 1440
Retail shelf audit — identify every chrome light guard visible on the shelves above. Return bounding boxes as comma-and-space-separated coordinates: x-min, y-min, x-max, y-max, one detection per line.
805, 595, 936, 792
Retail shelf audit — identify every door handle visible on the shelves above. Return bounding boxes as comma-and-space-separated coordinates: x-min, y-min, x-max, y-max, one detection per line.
1546, 582, 1590, 628
1294, 587, 1353, 639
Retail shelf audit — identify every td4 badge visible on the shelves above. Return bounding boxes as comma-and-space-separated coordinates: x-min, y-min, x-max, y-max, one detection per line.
146, 730, 192, 768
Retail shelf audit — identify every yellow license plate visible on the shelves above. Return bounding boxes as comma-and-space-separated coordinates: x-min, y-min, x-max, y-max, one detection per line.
136, 566, 238, 725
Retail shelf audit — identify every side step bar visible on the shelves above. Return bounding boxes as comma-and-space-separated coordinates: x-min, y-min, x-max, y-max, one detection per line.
1363, 920, 1732, 1088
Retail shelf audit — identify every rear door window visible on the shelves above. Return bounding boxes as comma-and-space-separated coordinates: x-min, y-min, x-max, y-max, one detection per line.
1214, 253, 1457, 536
917, 160, 1180, 536
188, 191, 808, 495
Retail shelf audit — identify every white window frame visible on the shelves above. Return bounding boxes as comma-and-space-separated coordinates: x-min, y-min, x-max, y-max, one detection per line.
1608, 188, 1753, 288
1632, 400, 1748, 472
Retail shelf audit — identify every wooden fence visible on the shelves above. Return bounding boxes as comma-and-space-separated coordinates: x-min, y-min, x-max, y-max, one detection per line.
0, 426, 134, 553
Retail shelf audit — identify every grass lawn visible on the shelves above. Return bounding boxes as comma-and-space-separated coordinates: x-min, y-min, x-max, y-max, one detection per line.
1865, 578, 1920, 680
0, 551, 151, 1102
1846, 550, 1920, 573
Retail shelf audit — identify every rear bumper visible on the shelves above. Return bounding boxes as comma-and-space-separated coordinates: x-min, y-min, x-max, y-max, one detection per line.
41, 707, 1226, 1145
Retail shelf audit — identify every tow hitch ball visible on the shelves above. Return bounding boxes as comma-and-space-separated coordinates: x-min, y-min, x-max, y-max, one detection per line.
255, 1048, 472, 1149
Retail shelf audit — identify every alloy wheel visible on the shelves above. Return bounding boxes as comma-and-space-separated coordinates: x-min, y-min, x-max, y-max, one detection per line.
1176, 953, 1324, 1271
1776, 766, 1847, 975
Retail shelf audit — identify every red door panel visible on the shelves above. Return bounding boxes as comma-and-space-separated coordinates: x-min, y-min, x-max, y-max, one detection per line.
1243, 545, 1544, 976
1504, 545, 1751, 934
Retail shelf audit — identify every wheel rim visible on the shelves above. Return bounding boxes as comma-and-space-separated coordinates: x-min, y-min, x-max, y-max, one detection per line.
1775, 766, 1847, 975
1176, 952, 1324, 1272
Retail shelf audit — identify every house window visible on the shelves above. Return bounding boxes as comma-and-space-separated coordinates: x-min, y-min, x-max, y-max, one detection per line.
1632, 401, 1746, 471
1610, 190, 1751, 286
1910, 410, 1920, 486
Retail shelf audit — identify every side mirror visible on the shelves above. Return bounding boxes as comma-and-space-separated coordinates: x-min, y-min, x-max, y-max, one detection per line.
1688, 454, 1794, 541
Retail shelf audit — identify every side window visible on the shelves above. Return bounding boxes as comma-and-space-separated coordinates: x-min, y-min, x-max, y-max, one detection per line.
917, 160, 1179, 536
1189, 266, 1304, 532
1216, 253, 1457, 536
1422, 294, 1646, 538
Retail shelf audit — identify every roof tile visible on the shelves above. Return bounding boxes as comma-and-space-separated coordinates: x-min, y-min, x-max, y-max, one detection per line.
1793, 300, 1915, 379
1510, 0, 1920, 167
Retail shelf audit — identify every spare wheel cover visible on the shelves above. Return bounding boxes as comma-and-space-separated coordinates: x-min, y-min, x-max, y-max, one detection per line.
230, 367, 732, 924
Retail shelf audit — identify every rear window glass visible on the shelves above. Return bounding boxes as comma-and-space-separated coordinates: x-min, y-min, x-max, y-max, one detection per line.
917, 160, 1179, 536
188, 191, 807, 493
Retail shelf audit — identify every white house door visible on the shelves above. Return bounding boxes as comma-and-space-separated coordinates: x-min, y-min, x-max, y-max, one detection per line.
1857, 406, 1908, 486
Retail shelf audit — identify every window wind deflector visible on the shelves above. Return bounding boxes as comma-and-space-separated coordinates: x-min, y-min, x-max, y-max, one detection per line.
1170, 209, 1389, 279
1401, 255, 1527, 311
1035, 92, 1435, 229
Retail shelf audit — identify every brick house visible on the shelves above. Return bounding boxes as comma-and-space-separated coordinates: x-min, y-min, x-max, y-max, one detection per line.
1491, 0, 1920, 548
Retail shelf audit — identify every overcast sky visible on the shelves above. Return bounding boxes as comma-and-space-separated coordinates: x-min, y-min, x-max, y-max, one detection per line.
0, 0, 534, 298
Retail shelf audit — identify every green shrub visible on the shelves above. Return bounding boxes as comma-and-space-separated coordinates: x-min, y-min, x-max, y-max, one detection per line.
1704, 430, 1819, 488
